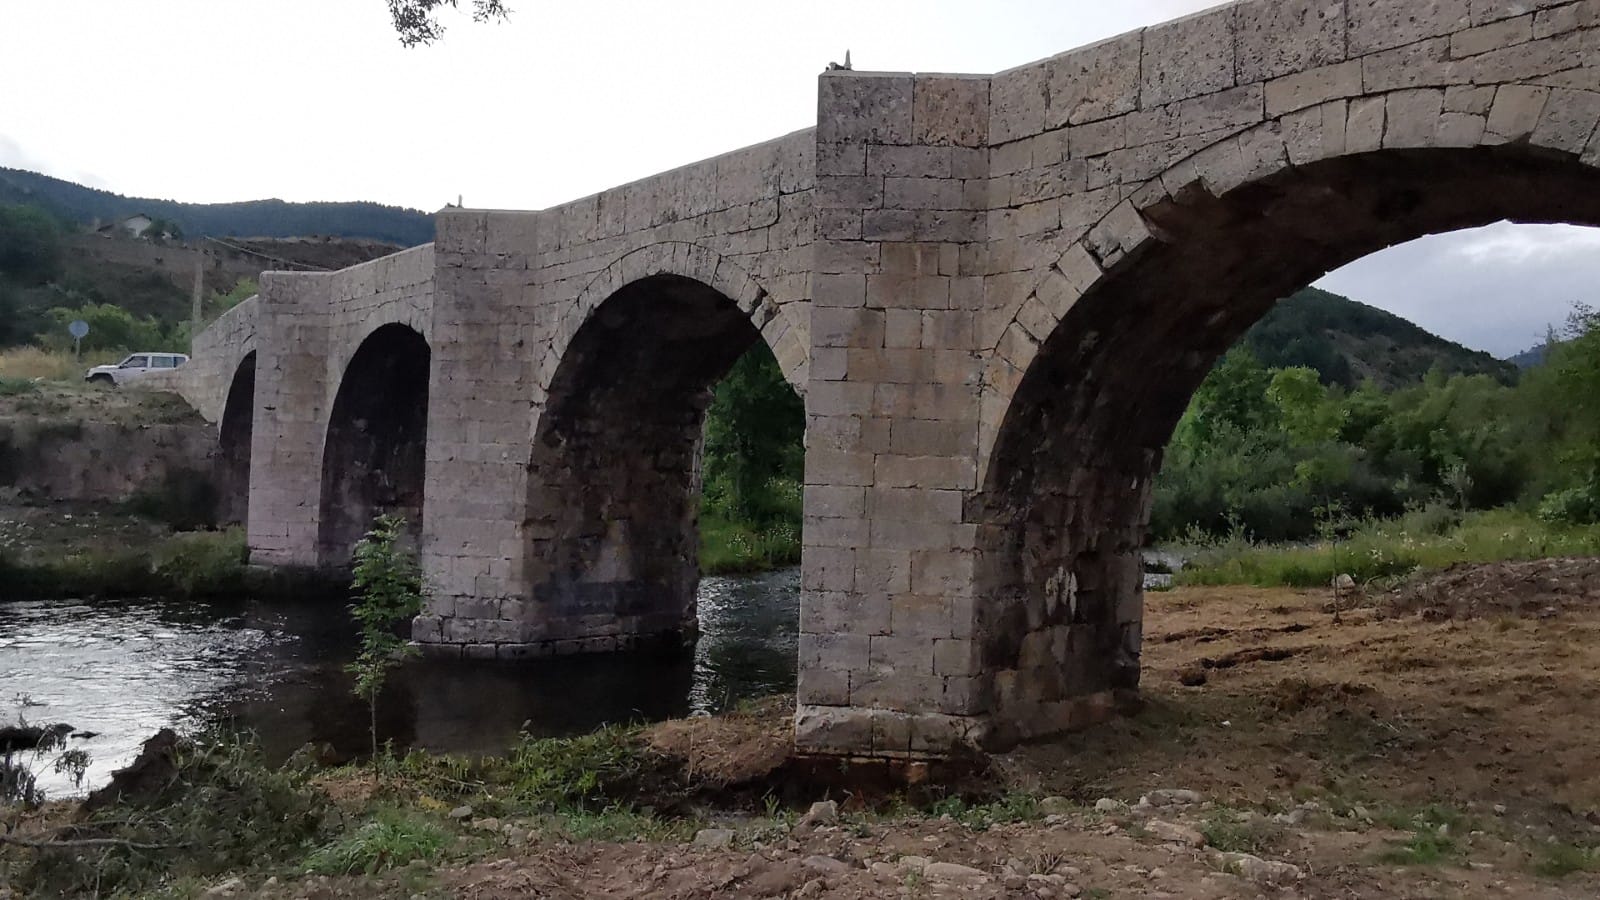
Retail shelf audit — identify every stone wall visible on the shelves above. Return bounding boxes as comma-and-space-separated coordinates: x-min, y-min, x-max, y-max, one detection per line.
0, 419, 216, 505
246, 244, 435, 568
415, 128, 818, 658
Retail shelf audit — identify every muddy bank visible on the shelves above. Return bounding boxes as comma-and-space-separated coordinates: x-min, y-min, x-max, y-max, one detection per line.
0, 416, 217, 512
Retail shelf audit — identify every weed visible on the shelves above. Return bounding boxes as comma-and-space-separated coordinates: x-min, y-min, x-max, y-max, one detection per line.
1373, 805, 1471, 866
1200, 810, 1286, 855
304, 808, 450, 875
1531, 842, 1600, 877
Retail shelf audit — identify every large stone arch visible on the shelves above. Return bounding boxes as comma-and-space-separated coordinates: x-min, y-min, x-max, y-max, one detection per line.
517, 245, 800, 653
317, 323, 432, 568
971, 101, 1600, 746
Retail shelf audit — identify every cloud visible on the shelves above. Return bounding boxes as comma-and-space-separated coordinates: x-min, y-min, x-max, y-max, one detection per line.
0, 133, 113, 190
1317, 223, 1600, 358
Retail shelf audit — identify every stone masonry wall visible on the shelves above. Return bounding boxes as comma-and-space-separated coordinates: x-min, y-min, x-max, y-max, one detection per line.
413, 130, 817, 658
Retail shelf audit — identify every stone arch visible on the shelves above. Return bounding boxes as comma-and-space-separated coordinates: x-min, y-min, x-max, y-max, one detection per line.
317, 323, 432, 569
971, 115, 1600, 745
532, 242, 806, 405
327, 299, 432, 399
520, 261, 800, 651
217, 350, 257, 527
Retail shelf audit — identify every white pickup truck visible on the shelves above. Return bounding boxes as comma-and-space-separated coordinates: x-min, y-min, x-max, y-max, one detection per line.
84, 352, 190, 387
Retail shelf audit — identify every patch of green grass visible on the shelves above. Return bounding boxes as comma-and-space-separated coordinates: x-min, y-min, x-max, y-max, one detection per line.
1200, 810, 1286, 855
0, 376, 38, 396
1373, 805, 1472, 867
1531, 842, 1600, 878
304, 808, 451, 876
699, 512, 800, 575
538, 804, 698, 843
924, 793, 1043, 831
1175, 509, 1600, 588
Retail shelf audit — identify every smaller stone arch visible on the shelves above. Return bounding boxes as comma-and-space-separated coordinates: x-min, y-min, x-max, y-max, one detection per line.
516, 248, 803, 652
217, 350, 257, 527
317, 323, 432, 568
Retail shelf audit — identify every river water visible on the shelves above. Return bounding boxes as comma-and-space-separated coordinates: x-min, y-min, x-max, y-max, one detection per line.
0, 568, 799, 798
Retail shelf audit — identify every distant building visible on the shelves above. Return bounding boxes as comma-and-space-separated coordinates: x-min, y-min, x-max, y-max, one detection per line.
95, 213, 156, 238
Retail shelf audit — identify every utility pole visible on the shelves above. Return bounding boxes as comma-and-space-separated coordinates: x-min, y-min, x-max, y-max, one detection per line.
190, 249, 205, 351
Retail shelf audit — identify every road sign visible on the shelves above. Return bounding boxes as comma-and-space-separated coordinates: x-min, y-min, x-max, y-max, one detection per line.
69, 319, 88, 362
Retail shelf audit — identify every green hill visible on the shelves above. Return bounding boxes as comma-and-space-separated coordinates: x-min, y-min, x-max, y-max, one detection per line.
1243, 287, 1518, 389
0, 167, 435, 247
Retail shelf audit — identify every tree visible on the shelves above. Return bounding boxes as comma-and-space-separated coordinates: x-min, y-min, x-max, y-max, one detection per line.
347, 514, 424, 758
0, 204, 63, 285
388, 0, 510, 45
702, 345, 804, 521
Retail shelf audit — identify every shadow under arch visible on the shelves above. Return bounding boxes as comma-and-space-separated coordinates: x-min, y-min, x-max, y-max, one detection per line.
217, 351, 257, 527
972, 145, 1600, 747
318, 323, 431, 569
522, 273, 791, 650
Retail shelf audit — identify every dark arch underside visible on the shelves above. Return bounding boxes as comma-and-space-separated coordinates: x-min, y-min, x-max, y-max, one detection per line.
218, 351, 256, 527
523, 274, 771, 647
318, 324, 431, 568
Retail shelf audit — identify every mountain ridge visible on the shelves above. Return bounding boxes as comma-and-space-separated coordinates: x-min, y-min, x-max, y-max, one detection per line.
0, 167, 435, 247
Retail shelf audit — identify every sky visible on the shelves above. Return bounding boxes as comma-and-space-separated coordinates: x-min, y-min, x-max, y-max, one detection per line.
0, 0, 1593, 357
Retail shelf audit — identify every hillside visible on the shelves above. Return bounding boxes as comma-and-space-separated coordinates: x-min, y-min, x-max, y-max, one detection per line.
1243, 287, 1519, 389
0, 167, 434, 247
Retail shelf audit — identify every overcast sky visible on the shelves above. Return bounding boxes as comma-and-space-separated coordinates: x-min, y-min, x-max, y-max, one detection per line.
1, 0, 1594, 356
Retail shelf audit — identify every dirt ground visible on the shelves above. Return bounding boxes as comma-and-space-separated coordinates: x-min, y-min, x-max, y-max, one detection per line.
0, 381, 201, 426
222, 560, 1600, 899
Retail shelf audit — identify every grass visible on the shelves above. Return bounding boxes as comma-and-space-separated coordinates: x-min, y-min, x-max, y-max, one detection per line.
0, 346, 122, 382
0, 528, 342, 601
1532, 842, 1600, 877
1200, 809, 1287, 855
1173, 508, 1600, 588
1373, 805, 1471, 867
304, 808, 452, 876
699, 512, 801, 575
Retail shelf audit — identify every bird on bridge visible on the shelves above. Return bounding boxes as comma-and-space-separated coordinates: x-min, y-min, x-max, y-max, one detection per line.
826, 50, 852, 71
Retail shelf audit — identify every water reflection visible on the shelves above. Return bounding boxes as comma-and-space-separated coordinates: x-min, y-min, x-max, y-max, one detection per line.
1, 568, 801, 797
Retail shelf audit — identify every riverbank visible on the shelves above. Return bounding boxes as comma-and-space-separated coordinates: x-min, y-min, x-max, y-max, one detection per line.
5, 567, 1599, 898
1171, 507, 1600, 588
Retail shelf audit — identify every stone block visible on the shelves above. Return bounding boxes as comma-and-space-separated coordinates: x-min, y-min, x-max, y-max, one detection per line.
991, 64, 1048, 144
1532, 88, 1600, 153
795, 706, 876, 753
1141, 6, 1237, 108
1383, 88, 1446, 147
1265, 60, 1362, 117
1452, 14, 1534, 57
913, 75, 990, 147
1346, 94, 1388, 152
1236, 0, 1348, 84
1348, 0, 1471, 55
1045, 31, 1142, 129
1180, 83, 1265, 135
819, 72, 913, 145
1486, 84, 1551, 139
801, 590, 892, 636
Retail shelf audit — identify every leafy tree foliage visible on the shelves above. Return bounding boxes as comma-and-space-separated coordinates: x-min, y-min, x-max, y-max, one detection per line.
388, 0, 510, 45
0, 204, 62, 284
1155, 306, 1600, 541
702, 343, 804, 523
348, 514, 424, 757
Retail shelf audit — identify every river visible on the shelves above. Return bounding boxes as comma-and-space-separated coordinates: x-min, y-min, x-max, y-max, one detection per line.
0, 568, 799, 798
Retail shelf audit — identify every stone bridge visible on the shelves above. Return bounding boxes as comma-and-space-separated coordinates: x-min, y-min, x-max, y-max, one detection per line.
172, 0, 1600, 757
